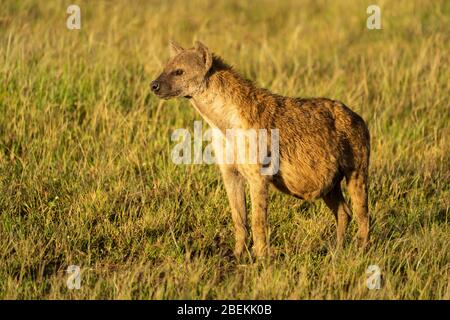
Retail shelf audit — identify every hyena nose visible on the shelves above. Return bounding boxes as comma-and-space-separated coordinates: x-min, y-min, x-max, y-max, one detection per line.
151, 80, 160, 93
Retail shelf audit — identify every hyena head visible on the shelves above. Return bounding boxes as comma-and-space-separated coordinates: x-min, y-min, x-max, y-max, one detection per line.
151, 41, 212, 99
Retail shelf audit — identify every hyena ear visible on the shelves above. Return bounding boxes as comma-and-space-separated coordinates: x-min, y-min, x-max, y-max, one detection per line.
169, 40, 184, 57
194, 41, 212, 73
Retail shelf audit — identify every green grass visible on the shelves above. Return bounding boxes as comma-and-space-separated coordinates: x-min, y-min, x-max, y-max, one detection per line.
0, 0, 448, 299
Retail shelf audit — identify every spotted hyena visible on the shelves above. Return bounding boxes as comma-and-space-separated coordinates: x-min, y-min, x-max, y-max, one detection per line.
151, 41, 370, 258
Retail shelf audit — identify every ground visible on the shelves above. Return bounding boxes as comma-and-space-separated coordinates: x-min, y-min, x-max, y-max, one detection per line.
0, 0, 448, 299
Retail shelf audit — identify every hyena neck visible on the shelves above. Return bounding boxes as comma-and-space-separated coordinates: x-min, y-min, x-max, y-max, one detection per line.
191, 56, 275, 131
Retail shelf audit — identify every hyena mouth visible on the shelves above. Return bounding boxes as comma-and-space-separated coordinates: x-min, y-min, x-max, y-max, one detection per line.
158, 91, 182, 99
156, 90, 181, 99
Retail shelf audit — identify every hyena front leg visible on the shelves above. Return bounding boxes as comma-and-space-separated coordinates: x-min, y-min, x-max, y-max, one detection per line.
219, 164, 248, 258
248, 177, 269, 258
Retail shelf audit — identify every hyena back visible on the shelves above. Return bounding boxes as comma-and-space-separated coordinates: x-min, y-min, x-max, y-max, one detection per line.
151, 41, 370, 258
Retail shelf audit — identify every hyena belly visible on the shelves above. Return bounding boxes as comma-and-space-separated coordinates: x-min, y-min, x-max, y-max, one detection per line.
268, 100, 352, 200
271, 155, 342, 200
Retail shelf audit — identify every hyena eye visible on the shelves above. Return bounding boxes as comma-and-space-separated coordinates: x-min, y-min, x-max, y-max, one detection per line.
173, 69, 184, 76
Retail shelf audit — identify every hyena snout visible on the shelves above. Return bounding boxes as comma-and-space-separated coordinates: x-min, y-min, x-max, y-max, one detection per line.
150, 80, 160, 93
150, 75, 176, 98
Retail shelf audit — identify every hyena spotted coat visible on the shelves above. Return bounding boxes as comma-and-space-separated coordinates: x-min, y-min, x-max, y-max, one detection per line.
151, 41, 370, 258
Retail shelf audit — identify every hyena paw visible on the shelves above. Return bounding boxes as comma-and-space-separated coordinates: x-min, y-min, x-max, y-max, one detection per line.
357, 235, 369, 250
233, 245, 245, 259
252, 244, 269, 259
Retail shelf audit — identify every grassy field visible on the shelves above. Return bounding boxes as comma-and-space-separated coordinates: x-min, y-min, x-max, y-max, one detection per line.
0, 0, 448, 299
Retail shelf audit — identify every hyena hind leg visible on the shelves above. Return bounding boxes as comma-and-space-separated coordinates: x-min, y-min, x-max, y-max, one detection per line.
346, 171, 370, 248
323, 184, 352, 248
